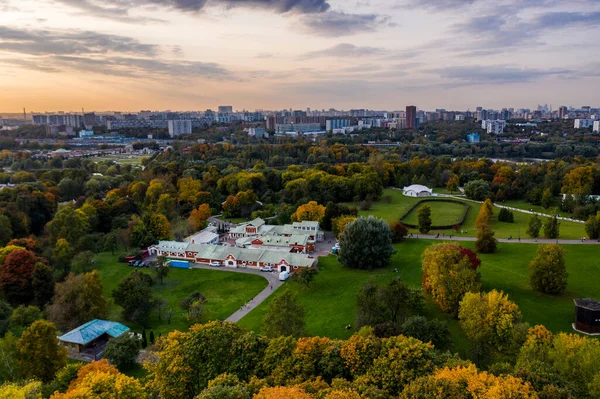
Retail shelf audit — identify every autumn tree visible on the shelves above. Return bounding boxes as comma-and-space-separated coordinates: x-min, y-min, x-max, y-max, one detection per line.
422, 243, 481, 317
264, 290, 305, 338
51, 359, 147, 399
459, 290, 527, 359
528, 244, 568, 295
188, 203, 211, 231
177, 177, 202, 205
400, 365, 538, 399
291, 201, 326, 223
322, 202, 359, 231
130, 213, 172, 249
18, 320, 67, 382
144, 322, 247, 398
417, 205, 432, 234
47, 270, 108, 331
0, 381, 42, 398
475, 225, 497, 254
222, 195, 241, 218
0, 249, 36, 305
475, 199, 493, 229
446, 174, 459, 194
254, 386, 312, 399
339, 216, 394, 270
562, 166, 594, 198
9, 305, 42, 335
541, 187, 553, 209
527, 215, 542, 239
389, 221, 408, 243
543, 216, 560, 239
332, 215, 356, 238
0, 332, 19, 382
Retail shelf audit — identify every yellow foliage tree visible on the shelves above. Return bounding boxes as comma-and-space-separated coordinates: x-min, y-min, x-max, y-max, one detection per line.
332, 216, 356, 238
188, 203, 211, 231
253, 386, 313, 399
475, 199, 493, 229
177, 177, 202, 205
458, 290, 525, 356
0, 380, 42, 399
561, 166, 594, 197
291, 201, 326, 223
51, 359, 146, 399
324, 389, 363, 399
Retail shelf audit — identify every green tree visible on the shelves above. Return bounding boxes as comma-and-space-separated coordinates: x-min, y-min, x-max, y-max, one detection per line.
103, 334, 140, 371
17, 320, 67, 382
338, 216, 394, 270
9, 305, 42, 336
400, 316, 451, 351
47, 271, 108, 331
71, 251, 94, 274
527, 214, 542, 239
153, 256, 170, 284
0, 332, 20, 382
45, 206, 90, 246
464, 179, 490, 201
0, 214, 12, 246
417, 205, 432, 234
475, 226, 497, 254
0, 301, 12, 336
544, 216, 560, 239
52, 238, 73, 276
264, 290, 305, 338
528, 244, 568, 295
112, 272, 154, 328
291, 268, 318, 288
32, 262, 55, 308
541, 188, 553, 209
422, 243, 481, 317
585, 212, 600, 239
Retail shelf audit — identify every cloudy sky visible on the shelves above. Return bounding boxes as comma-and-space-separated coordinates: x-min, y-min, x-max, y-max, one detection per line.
0, 0, 599, 112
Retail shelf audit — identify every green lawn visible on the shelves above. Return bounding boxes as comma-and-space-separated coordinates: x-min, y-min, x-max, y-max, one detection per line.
239, 240, 599, 357
355, 189, 586, 240
93, 253, 267, 334
401, 200, 469, 226
502, 198, 573, 219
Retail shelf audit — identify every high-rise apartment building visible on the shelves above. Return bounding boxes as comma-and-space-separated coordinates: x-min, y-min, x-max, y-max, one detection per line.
406, 106, 417, 129
559, 106, 568, 119
168, 120, 192, 136
218, 106, 233, 113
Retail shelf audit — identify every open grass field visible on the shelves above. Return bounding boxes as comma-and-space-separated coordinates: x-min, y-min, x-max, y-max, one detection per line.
401, 200, 469, 226
93, 253, 267, 334
502, 198, 573, 219
92, 154, 148, 166
239, 240, 600, 357
352, 188, 586, 240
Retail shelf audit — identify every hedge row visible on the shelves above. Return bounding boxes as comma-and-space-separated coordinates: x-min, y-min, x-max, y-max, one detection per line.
399, 199, 471, 230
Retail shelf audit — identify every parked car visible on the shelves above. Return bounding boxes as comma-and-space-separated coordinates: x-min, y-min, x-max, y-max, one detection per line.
128, 259, 138, 267
133, 260, 143, 267
279, 271, 290, 281
209, 261, 222, 267
140, 261, 151, 268
259, 266, 273, 272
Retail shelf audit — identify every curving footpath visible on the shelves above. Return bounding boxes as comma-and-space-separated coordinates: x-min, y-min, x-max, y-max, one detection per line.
190, 263, 284, 322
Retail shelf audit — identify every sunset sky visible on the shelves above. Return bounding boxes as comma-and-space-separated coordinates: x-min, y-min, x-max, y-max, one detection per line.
0, 0, 599, 112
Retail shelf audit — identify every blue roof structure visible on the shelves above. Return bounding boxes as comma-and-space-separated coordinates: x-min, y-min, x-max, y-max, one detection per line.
58, 319, 130, 345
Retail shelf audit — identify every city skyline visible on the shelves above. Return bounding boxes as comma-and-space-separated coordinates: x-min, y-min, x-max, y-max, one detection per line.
1, 0, 599, 112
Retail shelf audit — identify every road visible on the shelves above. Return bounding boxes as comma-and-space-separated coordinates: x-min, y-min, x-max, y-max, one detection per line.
190, 263, 284, 322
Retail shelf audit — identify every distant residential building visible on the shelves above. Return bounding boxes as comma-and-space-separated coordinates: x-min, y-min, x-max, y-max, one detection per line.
275, 123, 321, 134
78, 130, 94, 138
594, 120, 599, 133
168, 120, 192, 136
406, 105, 417, 129
248, 127, 267, 138
575, 119, 594, 129
326, 119, 350, 131
559, 106, 568, 119
218, 106, 233, 113
482, 120, 506, 134
455, 114, 466, 121
107, 119, 169, 129
466, 133, 480, 143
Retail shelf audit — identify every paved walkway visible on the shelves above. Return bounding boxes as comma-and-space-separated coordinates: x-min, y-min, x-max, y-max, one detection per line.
190, 263, 284, 322
406, 234, 598, 245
